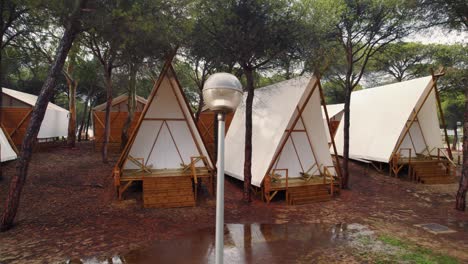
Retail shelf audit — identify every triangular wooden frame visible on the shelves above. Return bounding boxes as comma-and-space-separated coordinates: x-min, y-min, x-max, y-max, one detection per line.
114, 54, 214, 173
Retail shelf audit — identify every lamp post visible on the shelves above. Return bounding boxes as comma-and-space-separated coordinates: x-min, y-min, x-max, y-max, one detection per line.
203, 73, 242, 264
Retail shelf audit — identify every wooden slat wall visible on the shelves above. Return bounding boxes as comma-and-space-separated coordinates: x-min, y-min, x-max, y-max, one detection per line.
1, 107, 32, 145
196, 111, 234, 158
93, 111, 142, 151
329, 120, 340, 138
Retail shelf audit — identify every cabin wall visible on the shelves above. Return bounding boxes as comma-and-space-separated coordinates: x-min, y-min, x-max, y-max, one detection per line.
196, 111, 234, 159
1, 107, 32, 145
93, 111, 143, 151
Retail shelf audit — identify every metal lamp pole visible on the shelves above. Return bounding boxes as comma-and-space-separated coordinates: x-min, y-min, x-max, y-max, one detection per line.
215, 112, 225, 264
202, 72, 242, 264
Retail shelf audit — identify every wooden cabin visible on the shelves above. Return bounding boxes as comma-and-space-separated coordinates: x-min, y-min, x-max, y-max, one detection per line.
196, 109, 234, 159
1, 88, 69, 146
113, 58, 214, 208
225, 76, 341, 205
92, 94, 147, 151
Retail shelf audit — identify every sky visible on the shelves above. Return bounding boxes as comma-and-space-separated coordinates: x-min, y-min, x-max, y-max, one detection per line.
405, 26, 467, 45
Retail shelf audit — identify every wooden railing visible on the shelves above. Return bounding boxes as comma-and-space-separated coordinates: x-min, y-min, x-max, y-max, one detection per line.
323, 166, 339, 195
272, 169, 289, 191
437, 148, 457, 177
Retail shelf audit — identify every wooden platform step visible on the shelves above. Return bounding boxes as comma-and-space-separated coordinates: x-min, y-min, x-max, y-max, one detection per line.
143, 176, 195, 208
287, 184, 332, 205
411, 161, 455, 185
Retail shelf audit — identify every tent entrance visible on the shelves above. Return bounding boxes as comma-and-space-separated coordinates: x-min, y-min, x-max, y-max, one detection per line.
390, 73, 453, 178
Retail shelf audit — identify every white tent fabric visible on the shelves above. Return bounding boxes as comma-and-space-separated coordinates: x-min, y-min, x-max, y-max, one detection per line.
322, 103, 344, 143
2, 88, 69, 139
123, 66, 213, 170
0, 127, 17, 162
225, 76, 336, 187
334, 76, 443, 163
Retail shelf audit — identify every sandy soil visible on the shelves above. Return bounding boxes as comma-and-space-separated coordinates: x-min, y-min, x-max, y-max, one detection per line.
0, 142, 467, 263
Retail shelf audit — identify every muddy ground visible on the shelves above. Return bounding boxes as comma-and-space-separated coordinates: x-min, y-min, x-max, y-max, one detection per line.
0, 142, 467, 263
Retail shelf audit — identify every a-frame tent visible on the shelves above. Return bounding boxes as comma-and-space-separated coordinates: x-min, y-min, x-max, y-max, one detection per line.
113, 58, 214, 207
333, 76, 452, 178
0, 124, 18, 162
1, 88, 69, 145
225, 76, 341, 204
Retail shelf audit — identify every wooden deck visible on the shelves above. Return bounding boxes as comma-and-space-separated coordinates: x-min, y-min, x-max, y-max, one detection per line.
390, 155, 456, 184
116, 167, 213, 207
264, 176, 339, 205
269, 177, 333, 191
121, 167, 212, 181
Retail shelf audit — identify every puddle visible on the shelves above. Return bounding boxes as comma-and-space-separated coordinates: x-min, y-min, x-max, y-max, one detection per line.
69, 223, 352, 263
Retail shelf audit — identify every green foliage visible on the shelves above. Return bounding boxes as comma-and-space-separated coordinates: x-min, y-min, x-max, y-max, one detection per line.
192, 0, 305, 70
377, 235, 459, 264
370, 42, 432, 81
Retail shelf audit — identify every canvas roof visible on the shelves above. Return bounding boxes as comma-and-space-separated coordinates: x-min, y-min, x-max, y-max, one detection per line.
93, 94, 148, 111
2, 87, 69, 139
333, 76, 443, 163
0, 126, 17, 162
117, 61, 213, 171
3, 88, 68, 112
225, 76, 336, 187
323, 103, 344, 120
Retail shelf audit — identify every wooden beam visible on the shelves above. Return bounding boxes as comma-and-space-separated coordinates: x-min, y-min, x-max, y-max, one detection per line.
143, 118, 185, 121
317, 78, 343, 180
10, 109, 32, 137
432, 74, 453, 159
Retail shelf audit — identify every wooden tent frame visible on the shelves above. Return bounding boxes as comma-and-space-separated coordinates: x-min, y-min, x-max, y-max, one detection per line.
1, 123, 19, 155
389, 70, 452, 177
92, 94, 147, 150
262, 77, 342, 203
113, 54, 215, 201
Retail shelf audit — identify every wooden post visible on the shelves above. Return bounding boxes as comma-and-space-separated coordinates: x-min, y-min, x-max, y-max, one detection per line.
318, 78, 343, 180
432, 70, 453, 160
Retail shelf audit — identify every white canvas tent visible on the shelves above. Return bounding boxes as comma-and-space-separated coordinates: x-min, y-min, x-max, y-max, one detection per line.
322, 103, 344, 143
334, 76, 446, 163
2, 88, 69, 140
225, 76, 337, 187
0, 125, 17, 162
116, 63, 213, 173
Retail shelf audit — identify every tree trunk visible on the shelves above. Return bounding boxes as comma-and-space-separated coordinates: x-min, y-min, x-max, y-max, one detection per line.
342, 85, 352, 189
0, 49, 3, 181
121, 63, 137, 149
66, 77, 77, 147
455, 89, 468, 211
0, 0, 87, 231
195, 94, 204, 123
77, 96, 89, 142
243, 66, 254, 203
452, 124, 458, 151
101, 67, 113, 163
